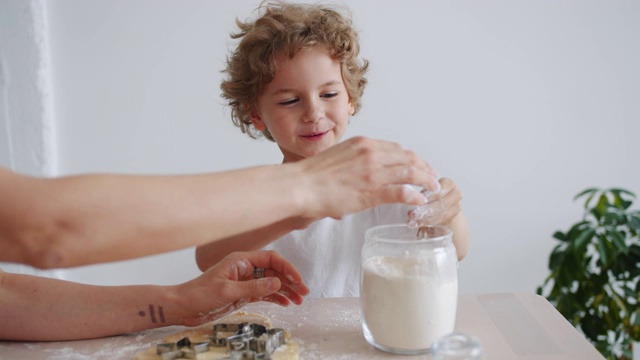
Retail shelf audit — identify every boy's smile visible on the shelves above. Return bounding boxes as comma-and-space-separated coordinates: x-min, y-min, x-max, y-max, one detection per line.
301, 130, 330, 141
250, 46, 354, 163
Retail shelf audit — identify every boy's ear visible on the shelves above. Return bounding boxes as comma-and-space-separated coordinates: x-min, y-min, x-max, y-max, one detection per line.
249, 107, 267, 131
348, 98, 355, 116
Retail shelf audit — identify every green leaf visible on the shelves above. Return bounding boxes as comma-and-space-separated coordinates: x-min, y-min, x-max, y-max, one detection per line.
596, 235, 610, 266
590, 207, 603, 222
581, 312, 605, 343
575, 188, 600, 203
629, 215, 640, 232
592, 293, 605, 309
608, 230, 629, 254
612, 292, 628, 315
603, 212, 622, 226
553, 231, 567, 242
567, 221, 593, 239
634, 309, 640, 327
573, 228, 596, 251
611, 188, 635, 210
623, 287, 637, 300
549, 244, 566, 271
609, 188, 636, 199
559, 253, 578, 287
596, 194, 610, 215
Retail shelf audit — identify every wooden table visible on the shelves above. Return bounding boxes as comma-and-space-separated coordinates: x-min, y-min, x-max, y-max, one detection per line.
0, 293, 603, 359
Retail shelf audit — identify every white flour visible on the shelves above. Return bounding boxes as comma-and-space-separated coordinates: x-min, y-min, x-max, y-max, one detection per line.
361, 255, 458, 351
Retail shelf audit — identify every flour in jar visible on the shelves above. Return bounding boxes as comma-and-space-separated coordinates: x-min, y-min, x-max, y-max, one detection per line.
361, 255, 458, 351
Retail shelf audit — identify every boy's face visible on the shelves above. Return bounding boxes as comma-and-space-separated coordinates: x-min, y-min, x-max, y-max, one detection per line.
250, 46, 354, 163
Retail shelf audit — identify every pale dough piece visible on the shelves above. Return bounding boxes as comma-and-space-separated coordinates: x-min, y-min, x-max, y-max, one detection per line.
134, 311, 299, 360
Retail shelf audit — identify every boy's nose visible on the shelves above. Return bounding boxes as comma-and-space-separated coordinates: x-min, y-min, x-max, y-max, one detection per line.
302, 100, 323, 123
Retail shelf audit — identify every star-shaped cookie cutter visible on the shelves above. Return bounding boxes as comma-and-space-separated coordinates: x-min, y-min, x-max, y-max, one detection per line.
212, 323, 286, 359
156, 336, 209, 360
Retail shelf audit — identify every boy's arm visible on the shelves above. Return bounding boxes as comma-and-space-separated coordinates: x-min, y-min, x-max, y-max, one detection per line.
0, 251, 309, 341
195, 216, 313, 271
449, 212, 469, 260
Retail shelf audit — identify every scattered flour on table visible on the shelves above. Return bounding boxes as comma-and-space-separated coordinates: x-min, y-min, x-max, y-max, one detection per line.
40, 326, 184, 360
44, 343, 143, 360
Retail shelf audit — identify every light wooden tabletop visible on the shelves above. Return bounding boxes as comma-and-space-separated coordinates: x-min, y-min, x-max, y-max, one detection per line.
0, 293, 603, 359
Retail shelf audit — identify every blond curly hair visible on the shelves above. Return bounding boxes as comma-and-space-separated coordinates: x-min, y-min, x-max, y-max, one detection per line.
221, 1, 369, 141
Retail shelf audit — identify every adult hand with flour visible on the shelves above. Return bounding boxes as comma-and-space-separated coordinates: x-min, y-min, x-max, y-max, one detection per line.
407, 178, 469, 260
0, 137, 434, 269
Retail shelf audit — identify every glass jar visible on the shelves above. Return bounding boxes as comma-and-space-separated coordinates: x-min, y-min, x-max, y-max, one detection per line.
360, 224, 458, 355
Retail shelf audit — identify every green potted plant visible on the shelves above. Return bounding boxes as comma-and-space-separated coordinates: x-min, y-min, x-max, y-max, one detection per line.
538, 187, 640, 359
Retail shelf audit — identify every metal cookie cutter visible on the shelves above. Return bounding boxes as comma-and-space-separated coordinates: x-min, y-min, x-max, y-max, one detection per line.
156, 336, 209, 360
155, 322, 286, 360
211, 323, 286, 360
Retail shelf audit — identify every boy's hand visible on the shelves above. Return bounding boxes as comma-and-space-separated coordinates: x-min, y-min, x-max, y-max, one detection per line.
408, 178, 463, 228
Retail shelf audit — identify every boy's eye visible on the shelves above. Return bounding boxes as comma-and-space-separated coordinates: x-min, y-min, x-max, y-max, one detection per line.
322, 92, 338, 99
278, 98, 299, 106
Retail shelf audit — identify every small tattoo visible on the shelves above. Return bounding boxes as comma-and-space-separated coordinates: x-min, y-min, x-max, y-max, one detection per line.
149, 304, 157, 323
138, 305, 166, 323
159, 305, 166, 323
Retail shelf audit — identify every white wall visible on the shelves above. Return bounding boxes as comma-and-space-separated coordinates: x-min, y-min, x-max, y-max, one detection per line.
1, 0, 639, 294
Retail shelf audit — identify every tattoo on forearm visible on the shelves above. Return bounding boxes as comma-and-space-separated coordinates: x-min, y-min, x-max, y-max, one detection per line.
138, 304, 166, 323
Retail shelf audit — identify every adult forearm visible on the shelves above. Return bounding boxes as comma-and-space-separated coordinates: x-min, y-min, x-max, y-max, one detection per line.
0, 251, 309, 341
0, 166, 307, 268
0, 270, 177, 341
50, 166, 307, 266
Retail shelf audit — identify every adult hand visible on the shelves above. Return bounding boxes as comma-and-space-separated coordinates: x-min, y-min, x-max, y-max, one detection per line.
174, 250, 309, 326
296, 136, 440, 220
407, 177, 463, 228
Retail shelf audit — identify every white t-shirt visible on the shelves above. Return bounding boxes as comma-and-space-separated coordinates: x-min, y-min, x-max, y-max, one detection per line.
264, 203, 411, 298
